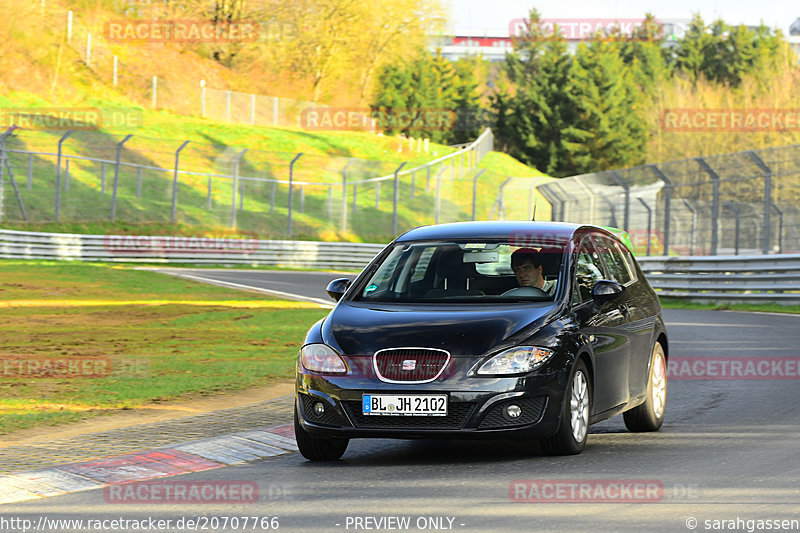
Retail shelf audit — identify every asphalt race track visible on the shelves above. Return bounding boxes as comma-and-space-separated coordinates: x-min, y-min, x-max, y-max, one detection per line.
3, 269, 799, 533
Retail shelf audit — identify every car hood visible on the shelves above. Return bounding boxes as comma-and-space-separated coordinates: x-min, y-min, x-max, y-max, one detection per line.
322, 301, 556, 357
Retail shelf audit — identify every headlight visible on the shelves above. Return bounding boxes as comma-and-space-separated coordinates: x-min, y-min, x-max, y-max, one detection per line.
476, 346, 554, 375
299, 343, 347, 373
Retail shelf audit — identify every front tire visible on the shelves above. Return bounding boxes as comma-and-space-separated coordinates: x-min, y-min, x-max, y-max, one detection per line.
294, 406, 349, 461
623, 341, 667, 432
542, 359, 591, 455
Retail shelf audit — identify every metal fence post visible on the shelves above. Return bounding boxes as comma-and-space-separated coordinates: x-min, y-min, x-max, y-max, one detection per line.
682, 199, 697, 256
695, 158, 720, 255
136, 167, 142, 197
55, 130, 74, 222
352, 184, 358, 216
230, 148, 248, 229
392, 162, 406, 234
299, 186, 305, 213
341, 159, 354, 232
100, 163, 105, 193
471, 169, 486, 220
609, 171, 630, 231
27, 154, 33, 189
637, 197, 653, 256
287, 152, 303, 235
746, 151, 772, 254
327, 185, 332, 220
649, 165, 672, 256
2, 156, 28, 221
207, 177, 212, 210
270, 181, 276, 213
64, 159, 70, 191
724, 202, 740, 255
771, 203, 783, 254
171, 140, 190, 223
110, 134, 133, 222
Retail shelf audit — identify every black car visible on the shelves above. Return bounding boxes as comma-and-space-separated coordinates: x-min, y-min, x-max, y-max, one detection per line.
294, 221, 668, 460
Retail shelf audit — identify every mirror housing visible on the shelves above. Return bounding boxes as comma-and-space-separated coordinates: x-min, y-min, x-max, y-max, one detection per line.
326, 278, 352, 301
592, 279, 625, 304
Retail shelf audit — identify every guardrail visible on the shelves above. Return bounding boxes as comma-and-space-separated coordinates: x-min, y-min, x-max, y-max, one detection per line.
3, 228, 798, 303
638, 254, 800, 304
0, 228, 384, 270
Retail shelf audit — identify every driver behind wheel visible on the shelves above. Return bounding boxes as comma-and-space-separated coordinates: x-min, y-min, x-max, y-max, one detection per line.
510, 248, 557, 296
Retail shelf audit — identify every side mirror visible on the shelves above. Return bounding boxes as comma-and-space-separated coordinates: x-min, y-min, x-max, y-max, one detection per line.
592, 279, 625, 304
326, 278, 352, 301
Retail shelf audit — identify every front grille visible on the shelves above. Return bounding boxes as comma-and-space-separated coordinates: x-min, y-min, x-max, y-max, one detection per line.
343, 401, 475, 430
374, 348, 450, 383
478, 397, 547, 429
299, 393, 349, 427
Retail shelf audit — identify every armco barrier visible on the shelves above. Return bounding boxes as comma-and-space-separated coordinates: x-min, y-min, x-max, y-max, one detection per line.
0, 228, 384, 270
638, 254, 800, 304
2, 228, 799, 303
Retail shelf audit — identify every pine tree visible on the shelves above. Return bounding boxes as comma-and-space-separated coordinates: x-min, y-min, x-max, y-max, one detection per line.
565, 40, 648, 173
491, 8, 577, 176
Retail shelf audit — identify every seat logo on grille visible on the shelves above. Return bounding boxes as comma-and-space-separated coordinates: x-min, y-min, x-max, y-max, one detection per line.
402, 360, 417, 371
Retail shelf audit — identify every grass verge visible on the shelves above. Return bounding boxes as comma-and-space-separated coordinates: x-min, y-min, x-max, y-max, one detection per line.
660, 297, 800, 315
0, 261, 329, 434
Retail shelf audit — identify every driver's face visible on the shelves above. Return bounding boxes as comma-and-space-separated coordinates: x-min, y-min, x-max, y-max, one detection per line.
512, 261, 543, 287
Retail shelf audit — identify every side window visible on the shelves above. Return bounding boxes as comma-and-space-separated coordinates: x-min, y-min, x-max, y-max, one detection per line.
594, 235, 633, 285
573, 237, 606, 304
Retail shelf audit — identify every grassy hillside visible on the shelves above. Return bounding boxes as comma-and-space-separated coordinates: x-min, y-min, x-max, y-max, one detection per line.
0, 2, 549, 243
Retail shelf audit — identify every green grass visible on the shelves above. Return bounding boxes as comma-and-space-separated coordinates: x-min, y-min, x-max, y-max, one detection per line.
660, 297, 800, 315
0, 261, 329, 433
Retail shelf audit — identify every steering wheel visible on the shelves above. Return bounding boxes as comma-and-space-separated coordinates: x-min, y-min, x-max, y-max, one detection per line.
501, 286, 549, 297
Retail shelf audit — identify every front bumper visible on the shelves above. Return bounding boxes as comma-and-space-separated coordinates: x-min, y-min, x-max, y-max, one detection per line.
295, 368, 567, 440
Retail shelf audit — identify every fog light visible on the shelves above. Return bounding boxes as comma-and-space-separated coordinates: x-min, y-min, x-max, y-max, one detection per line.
506, 404, 522, 418
313, 402, 326, 416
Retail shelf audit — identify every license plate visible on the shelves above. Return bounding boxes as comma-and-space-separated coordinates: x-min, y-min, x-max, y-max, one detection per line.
362, 394, 447, 416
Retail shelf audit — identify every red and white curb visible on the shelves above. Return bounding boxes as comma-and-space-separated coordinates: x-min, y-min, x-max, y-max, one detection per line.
0, 424, 296, 505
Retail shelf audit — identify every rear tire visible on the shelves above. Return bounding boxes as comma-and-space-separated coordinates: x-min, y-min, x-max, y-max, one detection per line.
623, 341, 667, 432
542, 360, 591, 455
294, 406, 349, 461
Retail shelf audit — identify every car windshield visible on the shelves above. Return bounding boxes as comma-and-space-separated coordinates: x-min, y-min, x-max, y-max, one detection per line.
354, 239, 566, 303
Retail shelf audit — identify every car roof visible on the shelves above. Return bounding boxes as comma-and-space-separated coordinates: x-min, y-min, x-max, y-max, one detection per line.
396, 221, 588, 242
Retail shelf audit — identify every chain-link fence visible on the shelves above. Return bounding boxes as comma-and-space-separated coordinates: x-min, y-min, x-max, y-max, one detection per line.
527, 145, 800, 256
0, 127, 494, 241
